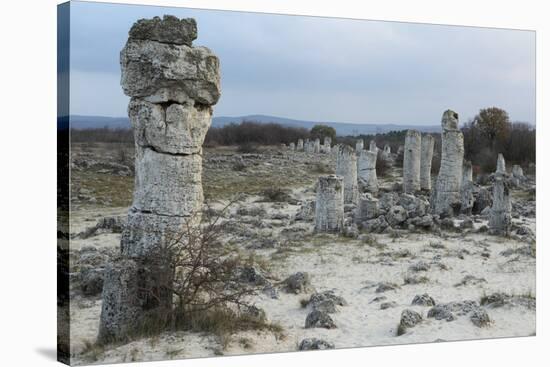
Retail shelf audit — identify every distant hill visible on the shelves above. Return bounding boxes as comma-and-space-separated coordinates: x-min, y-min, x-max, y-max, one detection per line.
67, 114, 440, 136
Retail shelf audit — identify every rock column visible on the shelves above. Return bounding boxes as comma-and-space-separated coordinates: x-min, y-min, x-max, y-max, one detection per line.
98, 16, 221, 343
355, 139, 364, 152
315, 175, 344, 232
323, 137, 332, 154
289, 142, 295, 151
460, 160, 474, 214
357, 149, 378, 193
496, 153, 506, 175
403, 130, 421, 193
297, 139, 304, 151
420, 134, 434, 190
369, 140, 378, 153
336, 145, 358, 204
431, 110, 464, 216
314, 138, 321, 153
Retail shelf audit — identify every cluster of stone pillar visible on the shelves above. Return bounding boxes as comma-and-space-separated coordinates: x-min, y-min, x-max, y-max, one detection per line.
98, 16, 220, 343
431, 110, 464, 216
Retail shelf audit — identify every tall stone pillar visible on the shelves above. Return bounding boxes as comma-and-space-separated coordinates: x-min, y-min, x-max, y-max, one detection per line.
357, 149, 378, 193
496, 153, 506, 175
323, 137, 332, 154
369, 140, 378, 153
356, 193, 379, 223
314, 138, 321, 153
432, 110, 464, 216
355, 139, 364, 152
315, 175, 344, 232
460, 160, 474, 215
297, 139, 304, 151
420, 134, 435, 190
336, 145, 358, 204
289, 142, 295, 151
403, 130, 421, 193
98, 16, 221, 343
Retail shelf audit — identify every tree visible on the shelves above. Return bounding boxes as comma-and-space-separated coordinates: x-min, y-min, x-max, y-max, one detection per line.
310, 124, 336, 142
472, 107, 511, 151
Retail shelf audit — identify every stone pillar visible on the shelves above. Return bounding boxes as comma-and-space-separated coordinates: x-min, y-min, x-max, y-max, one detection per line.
314, 138, 321, 153
403, 130, 421, 193
420, 134, 435, 191
460, 160, 474, 215
496, 153, 506, 175
297, 139, 304, 151
336, 145, 358, 204
357, 149, 378, 193
431, 110, 464, 216
356, 193, 379, 223
323, 137, 332, 154
384, 144, 391, 155
355, 139, 364, 152
98, 16, 220, 343
289, 142, 295, 151
369, 140, 378, 153
315, 175, 344, 232
489, 176, 511, 235
512, 164, 523, 178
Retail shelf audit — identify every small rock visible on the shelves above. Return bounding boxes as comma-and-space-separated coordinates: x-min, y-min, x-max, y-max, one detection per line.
397, 309, 422, 335
305, 310, 337, 329
470, 308, 491, 327
298, 338, 335, 350
284, 272, 313, 294
380, 301, 397, 310
411, 294, 436, 307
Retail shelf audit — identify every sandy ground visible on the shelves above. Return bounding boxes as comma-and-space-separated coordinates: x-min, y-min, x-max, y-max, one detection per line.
67, 145, 536, 365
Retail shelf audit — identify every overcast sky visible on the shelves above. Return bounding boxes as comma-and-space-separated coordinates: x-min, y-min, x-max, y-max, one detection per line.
68, 1, 535, 125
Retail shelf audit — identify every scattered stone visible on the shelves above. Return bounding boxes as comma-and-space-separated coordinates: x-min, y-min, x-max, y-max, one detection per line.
480, 292, 536, 310
380, 301, 398, 310
284, 272, 313, 294
299, 338, 335, 350
454, 275, 487, 287
376, 282, 400, 293
307, 290, 348, 313
411, 294, 436, 307
470, 308, 491, 327
408, 261, 430, 272
386, 205, 408, 226
305, 310, 337, 329
397, 309, 423, 335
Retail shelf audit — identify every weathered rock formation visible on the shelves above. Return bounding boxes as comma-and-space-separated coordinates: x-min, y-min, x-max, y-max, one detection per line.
314, 138, 321, 153
431, 110, 464, 216
357, 149, 378, 193
98, 16, 220, 343
355, 139, 364, 152
323, 137, 332, 154
336, 145, 358, 204
356, 193, 379, 223
420, 134, 434, 191
496, 153, 506, 175
403, 130, 421, 193
289, 142, 295, 151
369, 140, 378, 153
489, 156, 511, 235
460, 160, 475, 215
315, 175, 344, 232
297, 139, 304, 151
